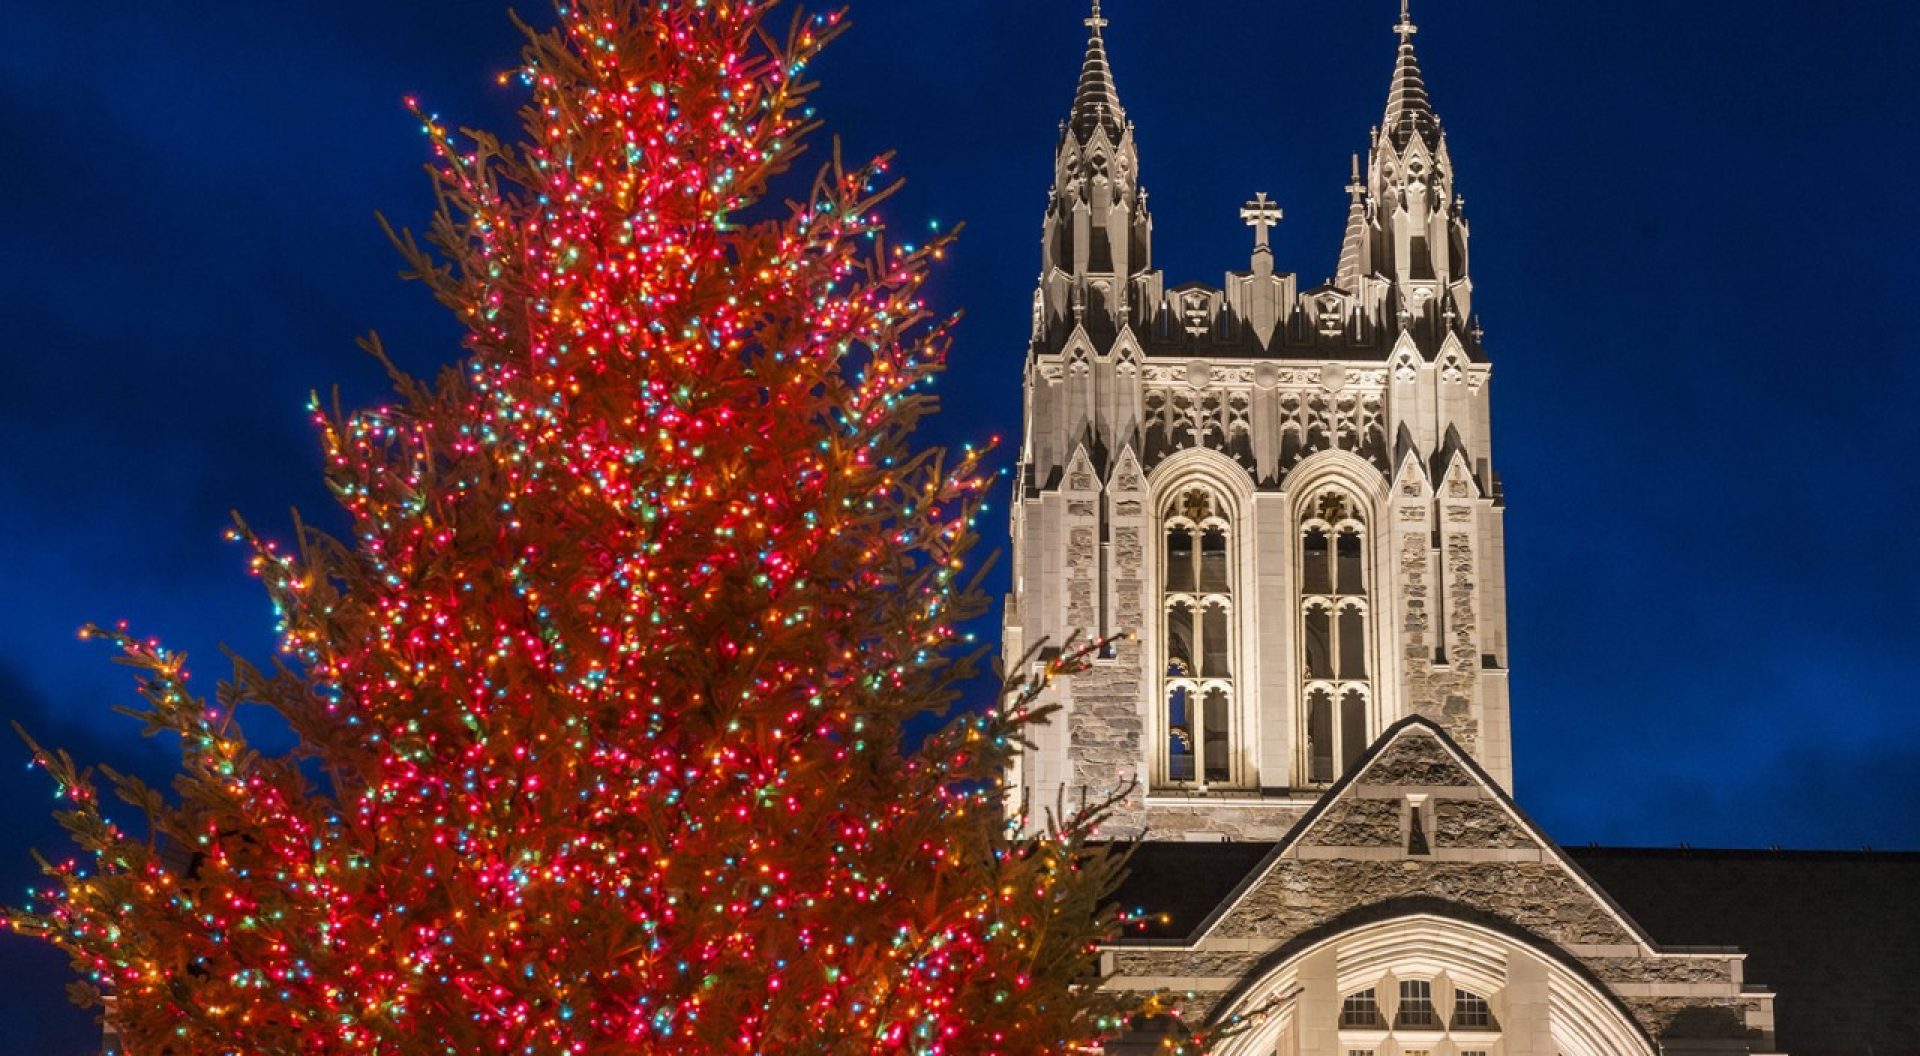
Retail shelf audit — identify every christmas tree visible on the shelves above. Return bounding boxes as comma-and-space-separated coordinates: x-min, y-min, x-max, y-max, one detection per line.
7, 2, 1141, 1051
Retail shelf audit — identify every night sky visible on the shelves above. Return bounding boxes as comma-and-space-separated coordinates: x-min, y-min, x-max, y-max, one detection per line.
1, 0, 1913, 1049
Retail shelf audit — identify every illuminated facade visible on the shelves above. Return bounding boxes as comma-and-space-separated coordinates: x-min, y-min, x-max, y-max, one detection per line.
1005, 5, 1792, 1052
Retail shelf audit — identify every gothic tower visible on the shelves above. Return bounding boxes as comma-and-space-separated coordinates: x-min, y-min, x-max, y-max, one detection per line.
1005, 10, 1798, 1052
1005, 1, 1511, 839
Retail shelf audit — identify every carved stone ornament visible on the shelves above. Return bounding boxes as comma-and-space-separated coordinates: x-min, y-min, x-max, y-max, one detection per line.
1178, 290, 1213, 337
1316, 294, 1346, 335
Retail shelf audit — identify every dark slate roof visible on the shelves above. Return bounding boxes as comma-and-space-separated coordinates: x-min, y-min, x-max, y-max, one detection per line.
1566, 846, 1920, 1056
1100, 841, 1920, 1056
1104, 841, 1276, 943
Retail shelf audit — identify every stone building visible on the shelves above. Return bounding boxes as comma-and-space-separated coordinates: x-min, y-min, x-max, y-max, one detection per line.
1002, 5, 1918, 1054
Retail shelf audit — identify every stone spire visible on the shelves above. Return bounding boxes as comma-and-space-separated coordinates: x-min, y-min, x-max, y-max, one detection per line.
1069, 0, 1127, 142
1337, 153, 1368, 288
1035, 0, 1153, 347
1382, 0, 1441, 150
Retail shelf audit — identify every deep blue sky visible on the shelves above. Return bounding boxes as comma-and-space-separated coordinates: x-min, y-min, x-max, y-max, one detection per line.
1, 1, 1913, 1049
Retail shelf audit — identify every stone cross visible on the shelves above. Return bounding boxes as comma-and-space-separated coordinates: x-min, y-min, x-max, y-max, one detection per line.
1086, 0, 1108, 31
1241, 192, 1283, 254
1396, 0, 1418, 40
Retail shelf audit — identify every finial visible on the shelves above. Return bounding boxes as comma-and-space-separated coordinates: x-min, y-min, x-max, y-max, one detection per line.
1347, 153, 1366, 198
1395, 0, 1418, 40
1241, 192, 1282, 254
1087, 0, 1109, 32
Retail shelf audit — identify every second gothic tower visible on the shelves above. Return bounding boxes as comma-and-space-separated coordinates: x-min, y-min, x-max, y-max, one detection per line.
1006, 2, 1511, 840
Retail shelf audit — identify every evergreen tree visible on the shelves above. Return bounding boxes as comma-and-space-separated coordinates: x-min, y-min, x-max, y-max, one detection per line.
7, 2, 1136, 1051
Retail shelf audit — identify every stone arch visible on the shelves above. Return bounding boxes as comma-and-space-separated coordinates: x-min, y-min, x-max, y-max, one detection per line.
1282, 449, 1390, 518
1148, 447, 1256, 523
1209, 911, 1656, 1056
1284, 450, 1393, 784
1145, 448, 1259, 789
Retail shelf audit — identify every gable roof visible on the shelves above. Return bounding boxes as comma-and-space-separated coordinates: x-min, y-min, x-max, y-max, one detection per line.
1168, 716, 1665, 950
1570, 846, 1920, 1056
1104, 841, 1277, 943
1093, 720, 1919, 1052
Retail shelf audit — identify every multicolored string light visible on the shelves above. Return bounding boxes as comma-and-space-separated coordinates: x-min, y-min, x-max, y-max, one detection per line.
6, 1, 1145, 1053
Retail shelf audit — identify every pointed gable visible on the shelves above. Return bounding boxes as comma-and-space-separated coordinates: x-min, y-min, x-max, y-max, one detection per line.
1194, 719, 1654, 951
1108, 444, 1146, 496
1430, 424, 1479, 497
1391, 427, 1429, 498
1063, 444, 1100, 496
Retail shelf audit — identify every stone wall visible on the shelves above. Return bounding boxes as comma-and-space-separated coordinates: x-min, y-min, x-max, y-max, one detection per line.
1098, 730, 1770, 1046
1067, 641, 1145, 828
1307, 796, 1402, 846
1395, 509, 1484, 758
1211, 859, 1639, 946
1626, 998, 1765, 1042
1138, 801, 1310, 842
1434, 798, 1536, 850
1364, 731, 1472, 786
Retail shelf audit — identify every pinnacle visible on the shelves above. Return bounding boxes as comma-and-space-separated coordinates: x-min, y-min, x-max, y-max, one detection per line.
1069, 0, 1126, 142
1337, 155, 1368, 288
1383, 0, 1441, 150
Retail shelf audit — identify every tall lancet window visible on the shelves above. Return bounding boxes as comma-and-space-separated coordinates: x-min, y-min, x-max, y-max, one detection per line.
1301, 490, 1374, 784
1162, 486, 1236, 787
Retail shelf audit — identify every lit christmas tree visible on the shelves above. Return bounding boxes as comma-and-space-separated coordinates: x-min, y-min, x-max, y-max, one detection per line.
7, 2, 1142, 1051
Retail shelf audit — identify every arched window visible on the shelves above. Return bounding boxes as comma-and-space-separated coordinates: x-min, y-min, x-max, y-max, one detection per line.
1338, 976, 1502, 1052
1166, 681, 1194, 782
1303, 527, 1332, 595
1306, 687, 1336, 784
1300, 489, 1375, 785
1396, 979, 1437, 1029
1340, 988, 1383, 1029
1166, 526, 1195, 592
1338, 604, 1368, 678
1452, 989, 1497, 1030
1161, 485, 1237, 788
